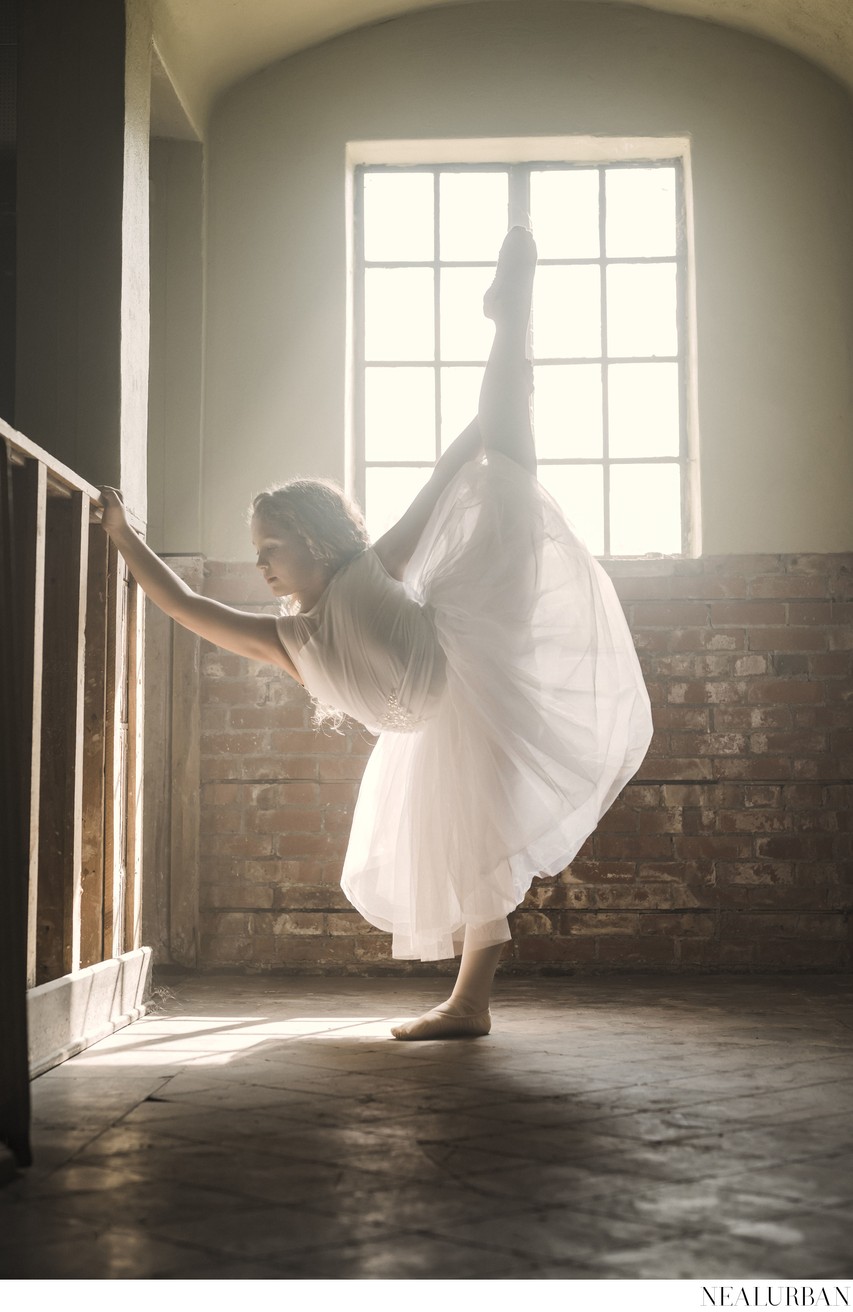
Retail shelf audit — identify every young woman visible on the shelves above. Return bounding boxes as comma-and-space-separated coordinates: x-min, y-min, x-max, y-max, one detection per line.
101, 227, 653, 1040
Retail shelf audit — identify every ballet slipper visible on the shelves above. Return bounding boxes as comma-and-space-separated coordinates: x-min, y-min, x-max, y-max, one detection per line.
390, 1005, 492, 1041
483, 226, 537, 324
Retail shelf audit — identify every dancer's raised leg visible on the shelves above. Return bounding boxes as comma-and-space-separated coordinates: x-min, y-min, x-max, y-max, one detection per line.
479, 226, 538, 475
391, 930, 505, 1040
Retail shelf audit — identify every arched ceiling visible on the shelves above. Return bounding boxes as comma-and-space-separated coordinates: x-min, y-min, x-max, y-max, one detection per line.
151, 0, 853, 136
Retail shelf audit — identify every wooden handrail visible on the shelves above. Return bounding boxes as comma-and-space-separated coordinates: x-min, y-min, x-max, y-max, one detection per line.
3, 420, 145, 991
1, 417, 145, 533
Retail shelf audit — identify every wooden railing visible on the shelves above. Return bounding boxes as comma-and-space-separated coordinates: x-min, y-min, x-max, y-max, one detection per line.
2, 419, 145, 989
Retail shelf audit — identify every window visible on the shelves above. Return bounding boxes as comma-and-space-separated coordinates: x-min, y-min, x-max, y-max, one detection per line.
353, 152, 692, 556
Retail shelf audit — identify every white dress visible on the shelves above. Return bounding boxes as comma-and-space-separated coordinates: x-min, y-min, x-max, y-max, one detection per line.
276, 452, 653, 961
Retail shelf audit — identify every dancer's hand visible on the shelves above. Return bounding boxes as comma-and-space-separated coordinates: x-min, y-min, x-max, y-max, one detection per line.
99, 486, 130, 536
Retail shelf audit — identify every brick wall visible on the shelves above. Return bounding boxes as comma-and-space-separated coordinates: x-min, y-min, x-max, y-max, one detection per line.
197, 553, 853, 973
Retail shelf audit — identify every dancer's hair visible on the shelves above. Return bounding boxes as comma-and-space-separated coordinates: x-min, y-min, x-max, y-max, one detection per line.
250, 477, 370, 580
250, 477, 370, 731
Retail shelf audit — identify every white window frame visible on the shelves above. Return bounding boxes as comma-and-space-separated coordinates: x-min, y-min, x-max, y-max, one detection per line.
347, 137, 700, 558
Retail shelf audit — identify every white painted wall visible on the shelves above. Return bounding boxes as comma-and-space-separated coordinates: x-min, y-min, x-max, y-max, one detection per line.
198, 0, 853, 559
148, 139, 204, 553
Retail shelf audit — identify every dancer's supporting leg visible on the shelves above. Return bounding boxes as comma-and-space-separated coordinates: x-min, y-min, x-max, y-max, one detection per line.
391, 230, 538, 1043
391, 930, 505, 1040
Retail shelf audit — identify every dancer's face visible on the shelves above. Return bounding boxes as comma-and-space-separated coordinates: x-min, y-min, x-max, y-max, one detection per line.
251, 513, 321, 597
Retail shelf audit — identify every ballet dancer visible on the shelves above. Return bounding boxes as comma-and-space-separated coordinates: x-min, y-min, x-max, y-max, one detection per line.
100, 227, 652, 1040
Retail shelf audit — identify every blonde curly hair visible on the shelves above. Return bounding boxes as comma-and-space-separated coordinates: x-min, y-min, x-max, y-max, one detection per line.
250, 477, 370, 581
250, 478, 370, 732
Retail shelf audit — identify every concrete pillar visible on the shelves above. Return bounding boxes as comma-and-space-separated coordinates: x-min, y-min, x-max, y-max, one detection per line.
15, 0, 150, 520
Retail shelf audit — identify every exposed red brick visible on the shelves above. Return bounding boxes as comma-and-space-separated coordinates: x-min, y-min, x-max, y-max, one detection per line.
668, 681, 747, 705
713, 758, 792, 781
633, 601, 709, 626
639, 912, 716, 937
230, 704, 307, 730
748, 574, 828, 599
651, 707, 711, 731
713, 706, 792, 730
787, 601, 833, 625
709, 601, 787, 626
513, 936, 597, 965
668, 731, 748, 757
595, 938, 675, 966
716, 861, 793, 886
747, 680, 824, 705
635, 757, 714, 780
317, 755, 370, 781
716, 809, 790, 833
638, 807, 684, 834
596, 834, 673, 860
566, 860, 637, 883
674, 835, 752, 860
669, 576, 748, 600
276, 830, 347, 859
669, 628, 745, 652
803, 653, 850, 676
744, 785, 783, 808
201, 833, 275, 859
204, 883, 274, 910
194, 550, 853, 974
253, 780, 320, 807
254, 807, 324, 833
755, 940, 850, 969
749, 627, 828, 652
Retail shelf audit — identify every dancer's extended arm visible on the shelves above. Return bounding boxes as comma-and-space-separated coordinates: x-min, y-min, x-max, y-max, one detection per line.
99, 489, 302, 682
373, 417, 483, 580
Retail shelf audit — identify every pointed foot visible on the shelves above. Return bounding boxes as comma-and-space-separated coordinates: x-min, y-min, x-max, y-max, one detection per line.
483, 226, 537, 325
391, 1005, 492, 1041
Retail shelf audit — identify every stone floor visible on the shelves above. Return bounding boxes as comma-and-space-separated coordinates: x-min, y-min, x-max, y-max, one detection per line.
1, 972, 852, 1280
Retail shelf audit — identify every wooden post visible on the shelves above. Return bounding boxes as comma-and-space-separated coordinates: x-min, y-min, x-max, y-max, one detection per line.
36, 491, 89, 983
103, 542, 130, 960
168, 557, 203, 967
142, 595, 172, 962
80, 524, 109, 969
124, 576, 145, 952
10, 459, 46, 989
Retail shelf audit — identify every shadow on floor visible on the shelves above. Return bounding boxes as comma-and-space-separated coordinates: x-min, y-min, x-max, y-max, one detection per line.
1, 972, 852, 1279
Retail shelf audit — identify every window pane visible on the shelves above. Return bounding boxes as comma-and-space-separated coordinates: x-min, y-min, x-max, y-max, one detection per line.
606, 167, 676, 258
610, 463, 681, 554
440, 366, 482, 451
530, 169, 599, 259
365, 465, 433, 540
606, 264, 677, 358
439, 172, 509, 262
533, 265, 601, 359
440, 266, 496, 362
608, 363, 680, 458
537, 463, 604, 555
533, 364, 602, 459
365, 268, 434, 361
365, 367, 436, 463
363, 171, 434, 263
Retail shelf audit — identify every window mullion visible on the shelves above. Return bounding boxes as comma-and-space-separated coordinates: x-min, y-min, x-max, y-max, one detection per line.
599, 166, 610, 557
354, 166, 366, 511
433, 169, 441, 463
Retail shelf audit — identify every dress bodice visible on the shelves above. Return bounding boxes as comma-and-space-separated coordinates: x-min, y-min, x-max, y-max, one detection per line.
275, 547, 446, 734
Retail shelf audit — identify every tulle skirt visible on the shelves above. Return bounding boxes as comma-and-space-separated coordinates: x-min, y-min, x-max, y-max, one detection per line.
341, 452, 653, 961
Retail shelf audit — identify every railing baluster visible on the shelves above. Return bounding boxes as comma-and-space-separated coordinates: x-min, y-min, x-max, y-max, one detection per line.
124, 576, 145, 953
37, 490, 89, 982
10, 458, 46, 989
80, 523, 110, 969
103, 539, 122, 960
